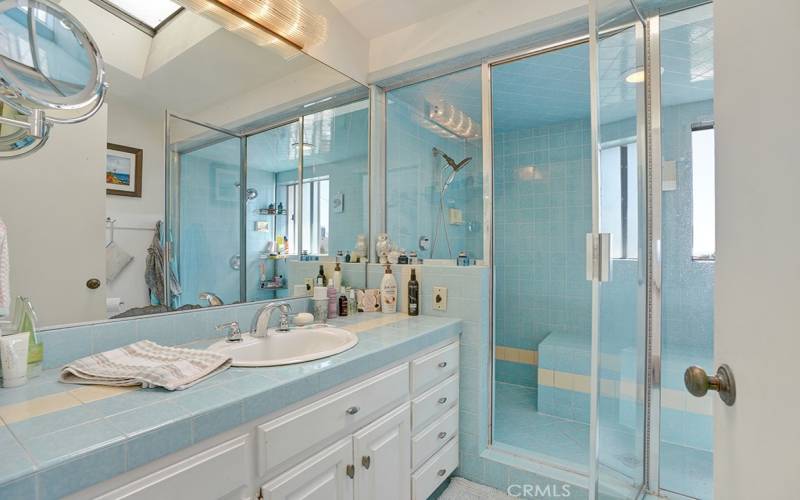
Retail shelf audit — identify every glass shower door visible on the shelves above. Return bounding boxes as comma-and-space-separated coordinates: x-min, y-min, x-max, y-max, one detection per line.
244, 121, 299, 302
166, 114, 243, 308
490, 42, 593, 472
590, 2, 648, 498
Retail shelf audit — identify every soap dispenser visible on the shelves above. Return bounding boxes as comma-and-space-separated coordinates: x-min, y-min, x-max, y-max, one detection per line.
380, 265, 397, 314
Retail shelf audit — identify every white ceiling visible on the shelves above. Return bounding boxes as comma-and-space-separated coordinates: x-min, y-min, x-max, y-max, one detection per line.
388, 2, 713, 132
328, 0, 468, 39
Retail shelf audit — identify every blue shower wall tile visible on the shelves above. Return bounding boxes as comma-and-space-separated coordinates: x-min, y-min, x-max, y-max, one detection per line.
495, 359, 537, 388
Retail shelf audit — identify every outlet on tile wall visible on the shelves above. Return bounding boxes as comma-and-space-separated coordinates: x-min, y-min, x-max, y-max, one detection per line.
432, 286, 447, 311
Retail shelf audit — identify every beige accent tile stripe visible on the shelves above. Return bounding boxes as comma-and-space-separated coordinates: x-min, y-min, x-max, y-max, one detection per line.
0, 392, 83, 424
346, 314, 410, 333
495, 346, 538, 365
69, 385, 138, 404
537, 367, 713, 416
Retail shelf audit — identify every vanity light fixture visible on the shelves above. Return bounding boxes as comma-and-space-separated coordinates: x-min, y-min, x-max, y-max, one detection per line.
424, 99, 481, 140
175, 0, 327, 54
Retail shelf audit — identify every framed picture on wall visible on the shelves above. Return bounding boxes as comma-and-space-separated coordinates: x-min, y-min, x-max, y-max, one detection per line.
106, 143, 143, 197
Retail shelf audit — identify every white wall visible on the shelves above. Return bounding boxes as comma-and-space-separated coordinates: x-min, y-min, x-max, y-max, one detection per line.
0, 107, 108, 327
106, 100, 166, 313
367, 0, 586, 78
714, 0, 800, 497
302, 0, 370, 84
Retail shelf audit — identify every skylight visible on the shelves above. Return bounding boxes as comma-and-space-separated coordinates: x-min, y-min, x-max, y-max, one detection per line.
101, 0, 182, 30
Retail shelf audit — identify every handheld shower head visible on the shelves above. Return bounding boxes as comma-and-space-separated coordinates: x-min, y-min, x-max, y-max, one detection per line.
432, 147, 473, 172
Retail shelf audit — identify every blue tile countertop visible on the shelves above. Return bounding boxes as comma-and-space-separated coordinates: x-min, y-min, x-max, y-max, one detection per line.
0, 313, 461, 500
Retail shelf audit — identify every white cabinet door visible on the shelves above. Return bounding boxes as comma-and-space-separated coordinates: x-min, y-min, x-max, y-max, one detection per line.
353, 404, 411, 500
95, 435, 250, 500
261, 438, 354, 500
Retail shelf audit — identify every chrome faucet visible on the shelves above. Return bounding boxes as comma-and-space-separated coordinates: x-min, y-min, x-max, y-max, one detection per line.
199, 292, 224, 307
216, 321, 242, 342
250, 302, 293, 337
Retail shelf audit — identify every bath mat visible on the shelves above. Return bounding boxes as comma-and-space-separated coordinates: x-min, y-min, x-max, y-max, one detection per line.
439, 477, 512, 499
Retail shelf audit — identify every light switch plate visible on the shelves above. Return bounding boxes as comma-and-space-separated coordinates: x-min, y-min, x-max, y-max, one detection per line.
433, 286, 447, 311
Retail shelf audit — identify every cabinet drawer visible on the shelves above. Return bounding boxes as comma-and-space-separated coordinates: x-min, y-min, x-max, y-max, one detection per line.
96, 435, 249, 500
257, 363, 409, 477
411, 374, 458, 432
412, 405, 459, 470
411, 437, 458, 500
411, 341, 459, 395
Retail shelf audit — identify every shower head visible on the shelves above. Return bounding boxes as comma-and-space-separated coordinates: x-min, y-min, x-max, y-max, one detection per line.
432, 147, 473, 172
433, 147, 473, 189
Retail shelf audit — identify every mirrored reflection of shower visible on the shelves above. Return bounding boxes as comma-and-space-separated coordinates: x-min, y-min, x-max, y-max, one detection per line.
430, 147, 472, 259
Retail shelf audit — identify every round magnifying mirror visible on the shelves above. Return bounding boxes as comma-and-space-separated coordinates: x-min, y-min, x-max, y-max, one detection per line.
0, 0, 106, 124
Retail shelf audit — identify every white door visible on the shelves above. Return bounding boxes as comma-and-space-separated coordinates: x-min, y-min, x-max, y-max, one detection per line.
261, 438, 354, 500
353, 404, 411, 500
0, 106, 108, 327
712, 1, 800, 498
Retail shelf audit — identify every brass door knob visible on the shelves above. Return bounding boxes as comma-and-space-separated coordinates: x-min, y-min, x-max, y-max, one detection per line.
86, 278, 101, 290
684, 364, 736, 406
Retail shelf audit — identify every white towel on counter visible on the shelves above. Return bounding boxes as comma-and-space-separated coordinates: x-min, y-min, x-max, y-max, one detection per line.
0, 217, 10, 317
60, 340, 232, 391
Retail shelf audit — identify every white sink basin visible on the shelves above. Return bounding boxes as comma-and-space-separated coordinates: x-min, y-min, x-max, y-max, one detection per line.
208, 325, 358, 367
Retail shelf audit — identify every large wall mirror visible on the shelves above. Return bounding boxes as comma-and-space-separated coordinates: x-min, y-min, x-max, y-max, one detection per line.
0, 0, 369, 328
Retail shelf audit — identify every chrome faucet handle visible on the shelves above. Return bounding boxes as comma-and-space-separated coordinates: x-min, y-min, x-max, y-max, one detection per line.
277, 303, 293, 331
216, 321, 242, 342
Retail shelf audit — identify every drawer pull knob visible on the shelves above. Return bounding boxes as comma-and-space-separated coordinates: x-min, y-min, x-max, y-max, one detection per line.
438, 361, 447, 368
346, 406, 360, 415
437, 468, 447, 477
346, 464, 355, 479
438, 431, 447, 439
437, 397, 448, 404
362, 455, 371, 469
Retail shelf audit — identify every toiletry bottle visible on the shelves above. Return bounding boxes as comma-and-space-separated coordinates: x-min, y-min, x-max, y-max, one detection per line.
0, 331, 29, 388
16, 298, 41, 378
345, 251, 351, 263
457, 251, 469, 266
333, 262, 342, 290
348, 288, 357, 315
276, 235, 285, 254
327, 283, 338, 319
313, 286, 328, 322
316, 265, 327, 286
283, 235, 289, 255
408, 268, 419, 316
380, 265, 397, 314
338, 287, 349, 317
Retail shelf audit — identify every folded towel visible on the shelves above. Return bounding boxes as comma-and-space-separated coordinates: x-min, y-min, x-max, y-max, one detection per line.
0, 217, 10, 317
105, 241, 134, 283
60, 340, 232, 391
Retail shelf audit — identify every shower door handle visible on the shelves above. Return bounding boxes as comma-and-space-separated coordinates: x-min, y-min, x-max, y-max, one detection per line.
585, 233, 612, 282
684, 364, 736, 406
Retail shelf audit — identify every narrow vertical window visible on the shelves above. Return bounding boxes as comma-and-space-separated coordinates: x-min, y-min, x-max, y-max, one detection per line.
691, 126, 715, 259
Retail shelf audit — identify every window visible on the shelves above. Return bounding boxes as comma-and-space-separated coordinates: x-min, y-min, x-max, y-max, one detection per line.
600, 142, 639, 259
691, 126, 715, 259
91, 0, 182, 33
286, 176, 330, 255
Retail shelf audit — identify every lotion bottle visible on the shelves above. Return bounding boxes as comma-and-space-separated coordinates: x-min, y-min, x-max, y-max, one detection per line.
408, 268, 419, 316
333, 262, 342, 290
380, 265, 397, 314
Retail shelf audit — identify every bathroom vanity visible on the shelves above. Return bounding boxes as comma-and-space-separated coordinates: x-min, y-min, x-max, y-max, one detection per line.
87, 342, 459, 500
0, 315, 461, 500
